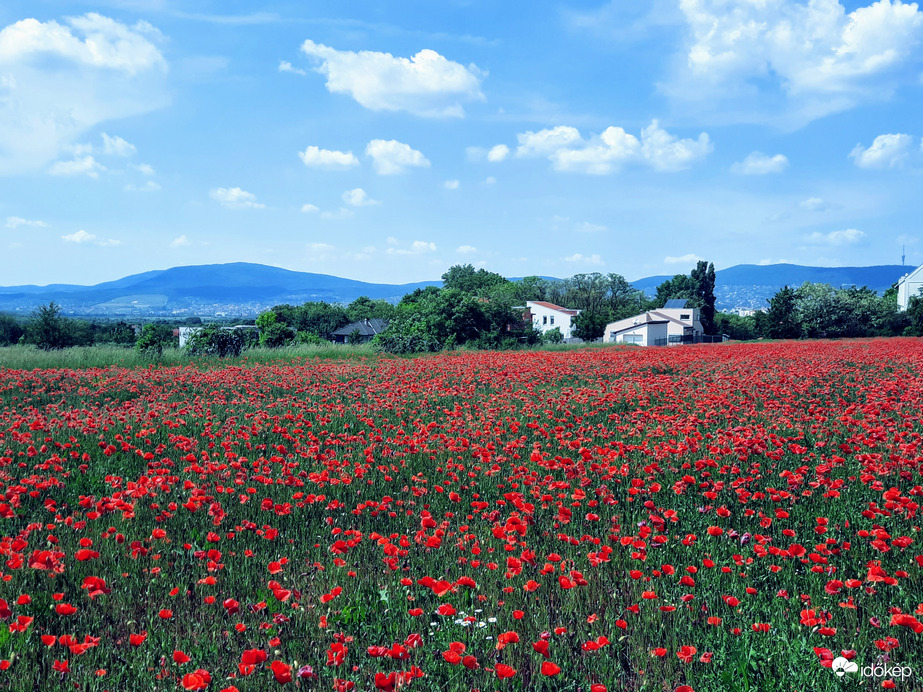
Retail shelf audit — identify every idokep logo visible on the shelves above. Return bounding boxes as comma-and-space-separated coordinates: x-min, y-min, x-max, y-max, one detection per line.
831, 657, 859, 677
831, 656, 914, 680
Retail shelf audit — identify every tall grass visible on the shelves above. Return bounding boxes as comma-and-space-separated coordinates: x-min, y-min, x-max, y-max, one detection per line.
0, 342, 383, 371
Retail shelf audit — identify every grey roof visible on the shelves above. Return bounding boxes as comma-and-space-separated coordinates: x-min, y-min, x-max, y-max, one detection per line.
332, 318, 389, 337
663, 299, 688, 309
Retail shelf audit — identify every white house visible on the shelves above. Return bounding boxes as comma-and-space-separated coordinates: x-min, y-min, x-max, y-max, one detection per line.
605, 299, 704, 346
897, 264, 923, 311
526, 301, 581, 339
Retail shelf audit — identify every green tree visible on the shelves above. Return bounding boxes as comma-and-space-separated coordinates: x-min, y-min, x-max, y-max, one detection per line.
761, 286, 800, 339
24, 302, 84, 350
691, 261, 717, 334
441, 264, 509, 294
256, 311, 295, 348
185, 325, 247, 357
714, 313, 757, 340
906, 295, 923, 336
0, 314, 24, 346
135, 324, 176, 356
572, 309, 612, 341
345, 296, 396, 323
542, 327, 564, 344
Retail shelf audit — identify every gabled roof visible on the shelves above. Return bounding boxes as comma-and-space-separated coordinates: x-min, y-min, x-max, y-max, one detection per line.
332, 318, 390, 337
663, 299, 688, 309
649, 310, 694, 328
527, 300, 580, 316
899, 264, 923, 283
608, 319, 668, 336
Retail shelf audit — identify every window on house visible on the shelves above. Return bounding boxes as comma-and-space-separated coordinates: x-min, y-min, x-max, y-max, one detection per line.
623, 334, 643, 344
680, 313, 690, 320
550, 316, 555, 325
543, 316, 547, 325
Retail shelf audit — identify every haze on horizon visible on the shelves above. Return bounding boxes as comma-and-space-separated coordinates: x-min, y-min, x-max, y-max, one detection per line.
1, 0, 922, 288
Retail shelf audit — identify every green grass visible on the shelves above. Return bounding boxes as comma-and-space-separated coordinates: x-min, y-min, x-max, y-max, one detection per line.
0, 342, 383, 371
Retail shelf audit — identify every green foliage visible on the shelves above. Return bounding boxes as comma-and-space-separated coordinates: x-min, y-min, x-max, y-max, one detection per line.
0, 313, 24, 346
714, 313, 757, 341
655, 261, 717, 334
269, 302, 350, 339
256, 312, 295, 348
907, 295, 923, 336
294, 331, 325, 345
542, 326, 564, 344
760, 286, 800, 339
345, 296, 395, 323
571, 309, 611, 341
23, 302, 90, 350
441, 264, 509, 294
185, 324, 250, 357
135, 323, 176, 356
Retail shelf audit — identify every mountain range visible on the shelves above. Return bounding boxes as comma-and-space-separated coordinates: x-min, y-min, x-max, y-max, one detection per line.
0, 262, 912, 317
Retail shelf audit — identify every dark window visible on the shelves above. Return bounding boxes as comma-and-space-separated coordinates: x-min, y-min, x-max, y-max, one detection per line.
680, 313, 690, 320
543, 316, 547, 325
550, 316, 555, 325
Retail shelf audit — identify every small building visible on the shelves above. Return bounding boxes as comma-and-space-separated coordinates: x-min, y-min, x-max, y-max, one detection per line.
605, 299, 705, 346
525, 300, 581, 340
897, 264, 923, 311
331, 318, 389, 344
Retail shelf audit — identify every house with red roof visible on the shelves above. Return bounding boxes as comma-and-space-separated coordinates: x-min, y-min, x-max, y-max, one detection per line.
526, 300, 581, 340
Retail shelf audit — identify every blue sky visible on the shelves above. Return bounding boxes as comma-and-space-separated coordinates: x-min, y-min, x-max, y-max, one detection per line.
1, 0, 922, 287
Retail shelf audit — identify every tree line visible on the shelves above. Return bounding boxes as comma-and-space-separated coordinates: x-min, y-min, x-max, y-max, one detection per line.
3, 261, 921, 356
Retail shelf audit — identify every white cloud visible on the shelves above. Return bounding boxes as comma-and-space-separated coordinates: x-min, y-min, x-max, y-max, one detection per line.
849, 133, 914, 168
342, 188, 380, 206
564, 253, 604, 265
124, 180, 161, 192
170, 235, 190, 248
308, 242, 335, 251
806, 228, 866, 245
320, 207, 354, 219
210, 187, 265, 209
0, 13, 168, 173
62, 229, 95, 243
298, 145, 359, 170
301, 203, 319, 213
300, 40, 484, 117
101, 132, 136, 157
731, 152, 789, 175
487, 144, 509, 162
132, 163, 155, 175
386, 240, 437, 255
483, 176, 496, 185
669, 0, 923, 125
799, 197, 827, 211
5, 216, 47, 229
665, 253, 704, 264
48, 155, 106, 178
576, 221, 607, 233
456, 245, 478, 254
516, 126, 583, 158
444, 179, 460, 190
518, 121, 711, 174
366, 139, 430, 175
278, 60, 306, 76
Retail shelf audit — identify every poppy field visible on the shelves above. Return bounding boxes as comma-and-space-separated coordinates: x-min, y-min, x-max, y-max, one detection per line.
1, 340, 922, 691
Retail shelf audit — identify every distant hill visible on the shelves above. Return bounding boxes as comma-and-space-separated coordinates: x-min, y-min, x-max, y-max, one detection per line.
0, 263, 440, 316
0, 262, 911, 316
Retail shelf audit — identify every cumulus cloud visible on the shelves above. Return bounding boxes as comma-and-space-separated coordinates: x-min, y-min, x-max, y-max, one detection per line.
301, 203, 319, 213
731, 152, 789, 175
849, 133, 914, 168
456, 245, 478, 254
278, 60, 306, 76
806, 228, 866, 245
61, 229, 96, 243
300, 40, 484, 117
298, 145, 359, 170
386, 240, 437, 255
443, 179, 460, 190
170, 234, 190, 248
5, 216, 47, 229
124, 180, 161, 192
0, 13, 168, 174
132, 163, 155, 176
564, 253, 604, 265
210, 187, 265, 209
668, 0, 923, 125
366, 139, 430, 175
101, 133, 136, 157
799, 197, 827, 211
516, 120, 711, 174
576, 221, 607, 233
487, 144, 509, 162
48, 155, 106, 178
342, 188, 379, 206
665, 253, 704, 264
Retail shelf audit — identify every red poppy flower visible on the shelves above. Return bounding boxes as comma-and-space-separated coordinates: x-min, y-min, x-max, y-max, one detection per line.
541, 662, 561, 676
495, 664, 517, 679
